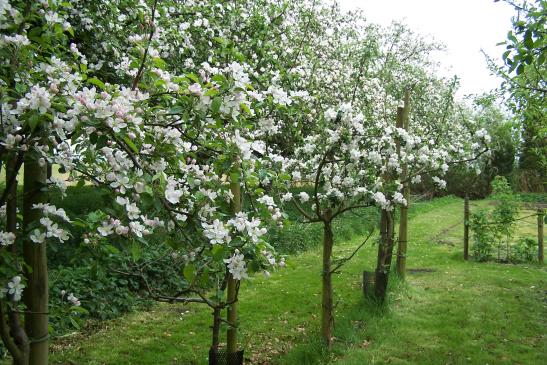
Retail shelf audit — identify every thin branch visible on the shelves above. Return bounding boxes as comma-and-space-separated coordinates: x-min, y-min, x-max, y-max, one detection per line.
291, 198, 318, 222
0, 150, 24, 209
330, 230, 374, 274
332, 202, 373, 220
131, 0, 159, 90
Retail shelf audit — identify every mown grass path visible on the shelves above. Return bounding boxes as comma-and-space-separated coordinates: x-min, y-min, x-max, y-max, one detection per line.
48, 198, 546, 364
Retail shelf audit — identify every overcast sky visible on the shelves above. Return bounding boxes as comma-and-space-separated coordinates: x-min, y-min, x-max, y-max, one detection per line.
338, 0, 515, 97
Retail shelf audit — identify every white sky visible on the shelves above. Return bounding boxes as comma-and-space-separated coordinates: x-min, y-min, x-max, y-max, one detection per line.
338, 0, 515, 97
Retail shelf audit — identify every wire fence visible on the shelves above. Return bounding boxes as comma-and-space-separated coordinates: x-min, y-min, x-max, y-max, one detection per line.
463, 200, 544, 264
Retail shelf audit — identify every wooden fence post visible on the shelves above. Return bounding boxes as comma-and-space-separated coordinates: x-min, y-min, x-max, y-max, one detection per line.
374, 106, 402, 301
464, 196, 470, 260
538, 209, 544, 265
23, 151, 49, 365
396, 90, 410, 278
226, 163, 242, 364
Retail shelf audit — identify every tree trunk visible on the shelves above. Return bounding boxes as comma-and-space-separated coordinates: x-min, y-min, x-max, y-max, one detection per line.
211, 307, 221, 350
226, 171, 241, 364
23, 153, 48, 365
321, 210, 334, 349
1, 157, 30, 365
384, 211, 395, 268
374, 209, 390, 302
396, 190, 409, 277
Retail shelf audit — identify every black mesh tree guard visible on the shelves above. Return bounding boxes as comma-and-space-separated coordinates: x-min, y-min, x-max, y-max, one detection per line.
208, 347, 244, 365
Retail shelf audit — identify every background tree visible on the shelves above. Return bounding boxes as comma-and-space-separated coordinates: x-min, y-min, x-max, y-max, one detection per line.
490, 0, 546, 191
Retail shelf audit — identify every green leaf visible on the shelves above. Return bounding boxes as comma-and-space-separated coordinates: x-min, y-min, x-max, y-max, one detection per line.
54, 23, 63, 35
70, 306, 89, 314
153, 57, 167, 70
240, 103, 252, 115
104, 244, 120, 255
123, 136, 138, 153
211, 245, 225, 261
183, 263, 196, 282
71, 219, 87, 228
186, 73, 200, 83
87, 77, 106, 90
279, 172, 291, 181
211, 74, 228, 86
15, 83, 27, 94
204, 88, 219, 97
130, 242, 142, 261
524, 30, 534, 49
27, 114, 41, 131
69, 317, 81, 330
169, 105, 184, 114
213, 37, 227, 45
211, 97, 222, 114
199, 271, 210, 286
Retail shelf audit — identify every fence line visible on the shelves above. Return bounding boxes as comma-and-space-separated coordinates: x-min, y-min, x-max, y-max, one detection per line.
479, 213, 539, 226
463, 203, 544, 264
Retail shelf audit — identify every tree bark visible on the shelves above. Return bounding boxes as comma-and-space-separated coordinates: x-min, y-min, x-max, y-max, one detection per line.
384, 211, 395, 269
1, 157, 30, 365
211, 307, 221, 350
321, 209, 334, 349
23, 152, 48, 365
226, 170, 241, 364
374, 209, 390, 302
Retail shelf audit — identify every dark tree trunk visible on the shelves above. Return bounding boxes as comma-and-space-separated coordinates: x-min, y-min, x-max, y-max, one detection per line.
0, 157, 30, 365
374, 209, 394, 302
211, 307, 221, 350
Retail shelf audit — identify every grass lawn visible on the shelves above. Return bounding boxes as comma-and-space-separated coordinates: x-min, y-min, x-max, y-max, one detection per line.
39, 196, 546, 365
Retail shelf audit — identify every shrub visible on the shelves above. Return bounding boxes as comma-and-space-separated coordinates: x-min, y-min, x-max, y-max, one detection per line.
470, 210, 496, 261
512, 237, 537, 263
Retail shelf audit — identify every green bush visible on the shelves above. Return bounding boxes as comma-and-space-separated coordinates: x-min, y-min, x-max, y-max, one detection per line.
512, 237, 537, 262
48, 240, 185, 335
470, 210, 496, 261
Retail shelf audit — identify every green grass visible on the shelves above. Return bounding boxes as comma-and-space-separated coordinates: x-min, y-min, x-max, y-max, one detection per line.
40, 196, 545, 365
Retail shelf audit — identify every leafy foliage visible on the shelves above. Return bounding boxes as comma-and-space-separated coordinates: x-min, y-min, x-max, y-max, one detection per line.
469, 176, 531, 262
491, 0, 546, 190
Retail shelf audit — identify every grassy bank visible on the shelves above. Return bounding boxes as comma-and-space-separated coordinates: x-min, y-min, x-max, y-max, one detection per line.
41, 196, 545, 364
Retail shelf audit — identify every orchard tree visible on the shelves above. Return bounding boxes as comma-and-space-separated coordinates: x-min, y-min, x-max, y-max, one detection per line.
0, 0, 303, 363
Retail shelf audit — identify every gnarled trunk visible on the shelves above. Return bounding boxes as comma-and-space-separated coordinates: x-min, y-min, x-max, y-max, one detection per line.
374, 209, 394, 302
0, 157, 30, 365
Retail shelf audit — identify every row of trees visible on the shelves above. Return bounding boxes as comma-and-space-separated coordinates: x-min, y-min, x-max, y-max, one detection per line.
1, 1, 491, 364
